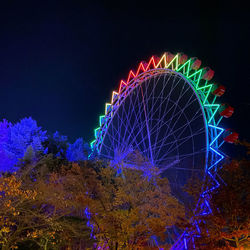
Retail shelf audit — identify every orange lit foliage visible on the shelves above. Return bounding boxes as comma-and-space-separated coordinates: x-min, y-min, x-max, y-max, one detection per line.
185, 159, 250, 249
88, 165, 185, 249
0, 164, 93, 250
0, 159, 186, 249
0, 174, 37, 249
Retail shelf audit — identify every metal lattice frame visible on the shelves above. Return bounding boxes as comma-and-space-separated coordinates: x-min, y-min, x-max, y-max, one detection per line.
90, 53, 226, 248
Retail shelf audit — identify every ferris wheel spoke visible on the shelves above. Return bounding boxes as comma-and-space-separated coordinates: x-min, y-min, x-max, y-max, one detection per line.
121, 74, 195, 161
131, 91, 151, 153
153, 128, 205, 159
162, 88, 196, 139
139, 76, 165, 146
150, 107, 176, 156
154, 148, 207, 165
157, 107, 203, 147
146, 75, 163, 123
150, 127, 204, 154
161, 166, 204, 171
148, 98, 200, 149
126, 121, 150, 154
151, 142, 191, 165
111, 86, 145, 149
145, 73, 171, 129
142, 74, 175, 121
121, 90, 149, 153
157, 127, 205, 163
118, 98, 148, 150
153, 107, 203, 161
148, 77, 168, 147
165, 93, 197, 138
146, 74, 182, 128
101, 140, 119, 157
155, 96, 201, 147
132, 96, 202, 166
140, 84, 154, 163
103, 125, 122, 151
158, 110, 203, 157
122, 82, 161, 157
108, 117, 125, 151
152, 113, 189, 161
120, 73, 178, 154
140, 75, 183, 154
161, 77, 190, 137
113, 95, 150, 157
148, 85, 193, 149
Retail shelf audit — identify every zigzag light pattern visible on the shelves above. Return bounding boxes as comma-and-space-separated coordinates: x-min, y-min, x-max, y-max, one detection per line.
90, 52, 227, 249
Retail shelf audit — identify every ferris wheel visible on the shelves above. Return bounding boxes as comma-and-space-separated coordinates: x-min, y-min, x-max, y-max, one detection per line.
90, 52, 237, 248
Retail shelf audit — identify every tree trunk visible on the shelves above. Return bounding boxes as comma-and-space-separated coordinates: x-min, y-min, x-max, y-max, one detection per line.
2, 245, 10, 250
44, 238, 49, 250
235, 237, 239, 248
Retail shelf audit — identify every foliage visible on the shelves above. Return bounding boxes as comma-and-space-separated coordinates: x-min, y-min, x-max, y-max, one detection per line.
0, 174, 38, 249
86, 163, 185, 249
185, 159, 250, 249
44, 131, 68, 159
0, 116, 90, 173
0, 117, 47, 172
44, 131, 90, 162
0, 119, 16, 172
66, 138, 90, 162
10, 117, 47, 157
0, 153, 187, 249
0, 165, 93, 250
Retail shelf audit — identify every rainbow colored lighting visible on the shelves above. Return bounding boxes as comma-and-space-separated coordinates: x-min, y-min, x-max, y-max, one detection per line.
208, 124, 225, 147
208, 147, 224, 170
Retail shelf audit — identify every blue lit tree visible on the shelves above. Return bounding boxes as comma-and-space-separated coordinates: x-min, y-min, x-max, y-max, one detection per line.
45, 131, 68, 159
0, 117, 91, 172
0, 119, 16, 172
0, 117, 47, 172
9, 117, 47, 158
66, 138, 90, 162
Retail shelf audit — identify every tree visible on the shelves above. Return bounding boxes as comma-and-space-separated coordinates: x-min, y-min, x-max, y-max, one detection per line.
185, 159, 250, 249
0, 151, 186, 249
44, 131, 68, 159
8, 117, 47, 159
0, 174, 38, 249
66, 138, 90, 162
86, 163, 185, 249
1, 117, 91, 173
0, 164, 93, 249
0, 119, 16, 172
0, 117, 47, 172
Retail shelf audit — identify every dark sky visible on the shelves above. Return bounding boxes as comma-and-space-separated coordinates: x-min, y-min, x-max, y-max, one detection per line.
0, 0, 249, 145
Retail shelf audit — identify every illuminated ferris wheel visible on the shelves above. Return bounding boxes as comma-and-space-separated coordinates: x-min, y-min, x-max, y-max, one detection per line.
90, 52, 238, 248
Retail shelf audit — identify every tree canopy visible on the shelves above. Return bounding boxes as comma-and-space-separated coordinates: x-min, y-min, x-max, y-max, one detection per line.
184, 157, 250, 249
1, 117, 249, 249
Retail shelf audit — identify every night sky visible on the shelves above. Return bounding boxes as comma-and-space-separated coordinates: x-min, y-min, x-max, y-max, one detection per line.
0, 1, 249, 146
